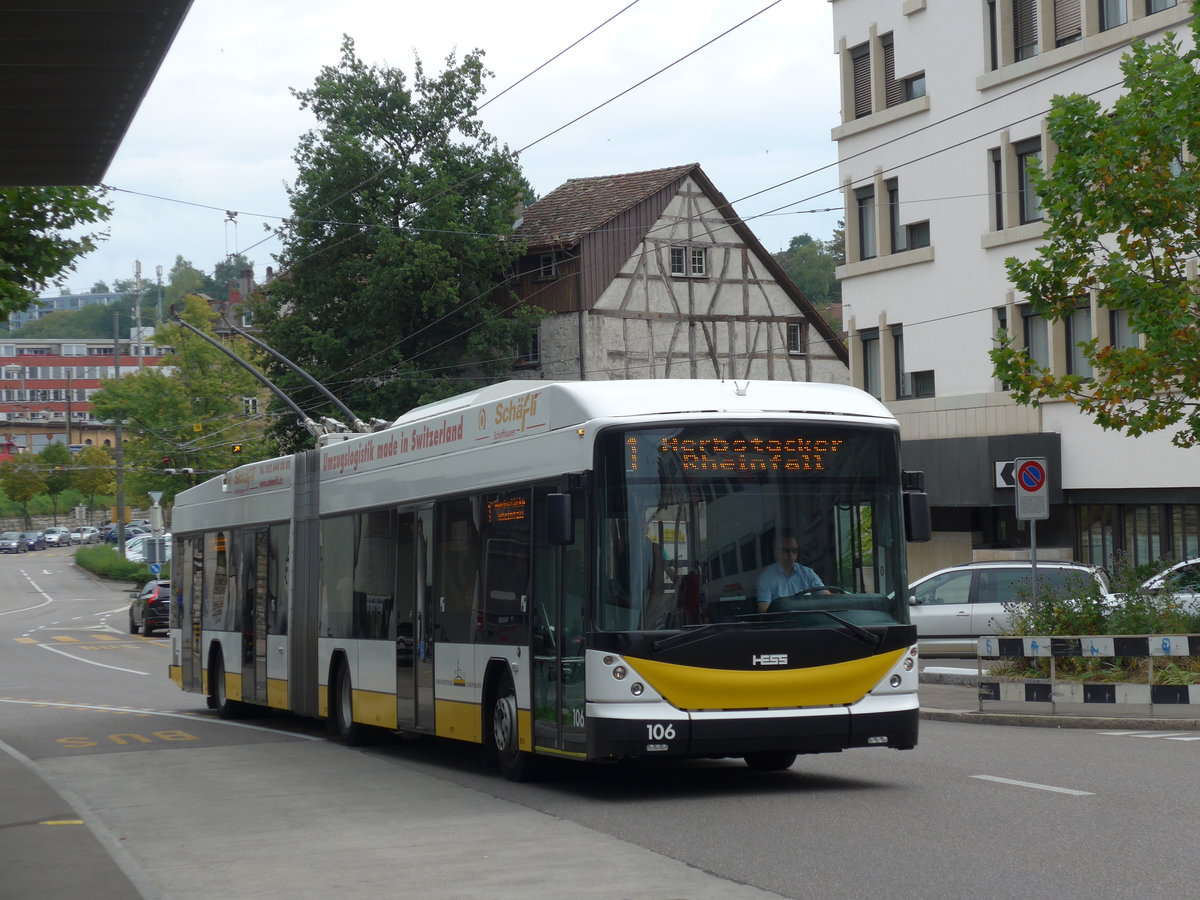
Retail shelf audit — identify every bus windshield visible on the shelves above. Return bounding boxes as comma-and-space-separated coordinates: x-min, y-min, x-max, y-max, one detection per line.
595, 423, 909, 632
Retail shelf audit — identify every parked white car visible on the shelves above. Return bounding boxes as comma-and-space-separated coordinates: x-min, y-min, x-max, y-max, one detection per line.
908, 560, 1111, 657
123, 533, 172, 563
1138, 558, 1200, 610
69, 526, 101, 544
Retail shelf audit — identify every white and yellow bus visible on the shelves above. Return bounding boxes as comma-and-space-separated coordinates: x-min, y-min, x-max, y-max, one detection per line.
169, 379, 928, 778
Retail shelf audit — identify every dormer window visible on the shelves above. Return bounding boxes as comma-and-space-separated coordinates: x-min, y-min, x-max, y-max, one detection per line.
670, 246, 707, 277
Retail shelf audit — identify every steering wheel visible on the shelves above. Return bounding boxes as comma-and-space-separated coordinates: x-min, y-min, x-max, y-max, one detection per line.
792, 585, 847, 596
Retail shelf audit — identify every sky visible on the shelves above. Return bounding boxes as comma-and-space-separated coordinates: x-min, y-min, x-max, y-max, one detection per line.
61, 0, 842, 296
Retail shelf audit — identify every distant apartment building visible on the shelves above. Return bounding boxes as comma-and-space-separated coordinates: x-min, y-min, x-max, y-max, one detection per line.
0, 336, 172, 454
6, 290, 125, 329
829, 0, 1197, 574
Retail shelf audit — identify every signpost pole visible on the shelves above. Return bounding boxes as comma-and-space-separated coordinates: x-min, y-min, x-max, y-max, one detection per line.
1013, 457, 1050, 618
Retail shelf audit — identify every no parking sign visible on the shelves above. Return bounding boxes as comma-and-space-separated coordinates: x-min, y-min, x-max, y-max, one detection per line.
1014, 457, 1048, 521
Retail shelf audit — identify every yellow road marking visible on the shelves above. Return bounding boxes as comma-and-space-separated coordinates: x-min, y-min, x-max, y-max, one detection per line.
93, 634, 119, 642
51, 636, 79, 643
40, 819, 84, 826
15, 637, 36, 644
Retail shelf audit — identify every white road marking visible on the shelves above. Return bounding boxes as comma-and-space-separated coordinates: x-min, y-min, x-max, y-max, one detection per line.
0, 698, 323, 739
0, 570, 54, 615
971, 775, 1093, 796
37, 642, 150, 675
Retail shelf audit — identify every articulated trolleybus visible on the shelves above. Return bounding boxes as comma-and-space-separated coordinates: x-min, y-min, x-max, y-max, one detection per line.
169, 379, 929, 778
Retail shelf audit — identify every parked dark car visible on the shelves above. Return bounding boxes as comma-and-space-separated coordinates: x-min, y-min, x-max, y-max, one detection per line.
129, 579, 171, 636
19, 531, 46, 551
107, 525, 151, 543
0, 531, 27, 553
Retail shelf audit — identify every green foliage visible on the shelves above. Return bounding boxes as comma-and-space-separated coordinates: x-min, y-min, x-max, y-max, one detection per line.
991, 8, 1200, 448
74, 544, 155, 583
256, 38, 538, 447
773, 231, 842, 309
0, 456, 47, 525
88, 294, 271, 502
995, 557, 1200, 683
0, 185, 113, 316
72, 445, 115, 509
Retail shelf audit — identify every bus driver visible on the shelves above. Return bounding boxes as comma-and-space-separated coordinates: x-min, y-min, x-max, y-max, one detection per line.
756, 529, 823, 612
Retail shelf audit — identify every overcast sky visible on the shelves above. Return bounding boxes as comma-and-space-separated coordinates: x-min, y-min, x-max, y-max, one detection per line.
63, 0, 841, 296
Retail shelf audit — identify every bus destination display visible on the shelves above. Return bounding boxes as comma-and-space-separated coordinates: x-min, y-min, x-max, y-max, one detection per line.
626, 434, 845, 474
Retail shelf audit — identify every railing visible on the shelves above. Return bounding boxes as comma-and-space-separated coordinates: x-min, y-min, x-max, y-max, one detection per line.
977, 635, 1200, 714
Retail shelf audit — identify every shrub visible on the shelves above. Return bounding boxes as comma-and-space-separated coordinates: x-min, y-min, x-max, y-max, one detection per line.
74, 544, 161, 583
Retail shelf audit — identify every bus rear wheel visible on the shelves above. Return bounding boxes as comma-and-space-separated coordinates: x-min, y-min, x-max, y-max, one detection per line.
208, 650, 245, 719
491, 670, 535, 781
329, 661, 365, 746
744, 751, 797, 772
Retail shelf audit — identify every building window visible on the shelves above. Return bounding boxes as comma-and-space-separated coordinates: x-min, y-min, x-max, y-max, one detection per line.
991, 148, 1005, 230
669, 246, 707, 277
856, 187, 877, 260
1147, 0, 1177, 12
242, 396, 259, 416
537, 253, 557, 280
786, 322, 807, 356
1013, 0, 1039, 60
1054, 0, 1082, 45
1100, 0, 1128, 30
903, 73, 926, 102
1111, 308, 1138, 349
882, 35, 904, 108
1023, 308, 1050, 369
1015, 138, 1043, 224
515, 329, 540, 367
887, 179, 930, 253
850, 42, 871, 118
1066, 306, 1093, 376
860, 328, 881, 399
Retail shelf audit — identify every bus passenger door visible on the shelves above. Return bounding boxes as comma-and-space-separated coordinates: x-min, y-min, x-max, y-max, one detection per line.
396, 506, 435, 731
180, 536, 203, 693
240, 529, 269, 706
532, 487, 587, 754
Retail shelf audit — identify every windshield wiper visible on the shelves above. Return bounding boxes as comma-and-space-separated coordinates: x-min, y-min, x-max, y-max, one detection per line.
769, 608, 884, 650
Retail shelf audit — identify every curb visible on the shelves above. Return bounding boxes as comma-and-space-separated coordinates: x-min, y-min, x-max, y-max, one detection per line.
920, 706, 1200, 730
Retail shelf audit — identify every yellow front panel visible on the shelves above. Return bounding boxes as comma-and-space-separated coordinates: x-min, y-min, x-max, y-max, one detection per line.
267, 677, 289, 710
169, 665, 182, 688
626, 649, 905, 709
353, 689, 398, 730
518, 708, 532, 753
318, 684, 328, 719
435, 699, 481, 743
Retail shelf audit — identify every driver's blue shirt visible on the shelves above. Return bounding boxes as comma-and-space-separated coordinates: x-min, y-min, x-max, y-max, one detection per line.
757, 562, 822, 607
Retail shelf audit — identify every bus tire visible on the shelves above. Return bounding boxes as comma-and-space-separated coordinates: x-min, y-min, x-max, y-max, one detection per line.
491, 669, 536, 781
744, 751, 797, 772
207, 648, 245, 719
329, 659, 366, 746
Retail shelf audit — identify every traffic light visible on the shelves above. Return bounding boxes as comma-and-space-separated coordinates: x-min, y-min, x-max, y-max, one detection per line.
231, 443, 243, 455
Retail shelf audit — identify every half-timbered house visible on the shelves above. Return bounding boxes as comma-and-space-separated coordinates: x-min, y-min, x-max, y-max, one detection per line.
508, 163, 848, 383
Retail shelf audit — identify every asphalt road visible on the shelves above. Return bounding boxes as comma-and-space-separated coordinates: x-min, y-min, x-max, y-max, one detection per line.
3, 551, 1200, 899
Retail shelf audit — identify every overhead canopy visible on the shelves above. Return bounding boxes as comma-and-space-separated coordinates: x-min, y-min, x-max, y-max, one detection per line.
0, 0, 192, 186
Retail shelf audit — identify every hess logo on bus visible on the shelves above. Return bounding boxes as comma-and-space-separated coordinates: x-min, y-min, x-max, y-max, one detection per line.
752, 653, 788, 666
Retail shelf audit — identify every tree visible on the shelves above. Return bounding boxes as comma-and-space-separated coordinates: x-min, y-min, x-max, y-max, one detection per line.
992, 10, 1200, 448
38, 442, 73, 524
88, 294, 270, 505
0, 186, 112, 316
774, 232, 841, 308
72, 445, 115, 514
202, 253, 254, 304
0, 456, 47, 527
255, 38, 541, 447
90, 281, 110, 293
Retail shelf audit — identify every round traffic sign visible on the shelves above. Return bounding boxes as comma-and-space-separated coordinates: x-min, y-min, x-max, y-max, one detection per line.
1017, 459, 1046, 492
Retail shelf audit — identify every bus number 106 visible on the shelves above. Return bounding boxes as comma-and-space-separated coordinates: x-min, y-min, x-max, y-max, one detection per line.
645, 723, 676, 741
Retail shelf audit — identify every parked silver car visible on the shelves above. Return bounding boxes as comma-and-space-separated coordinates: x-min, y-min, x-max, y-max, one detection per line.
69, 526, 101, 544
0, 531, 28, 553
43, 526, 73, 546
908, 560, 1110, 657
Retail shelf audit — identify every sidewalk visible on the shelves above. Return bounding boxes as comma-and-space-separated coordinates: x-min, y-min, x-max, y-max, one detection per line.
919, 666, 1200, 730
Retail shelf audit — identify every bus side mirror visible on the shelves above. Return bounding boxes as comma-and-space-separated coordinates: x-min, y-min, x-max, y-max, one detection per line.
546, 493, 574, 546
904, 491, 931, 543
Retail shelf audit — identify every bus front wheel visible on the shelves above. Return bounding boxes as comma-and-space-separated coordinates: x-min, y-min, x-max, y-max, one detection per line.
208, 649, 244, 719
744, 751, 797, 772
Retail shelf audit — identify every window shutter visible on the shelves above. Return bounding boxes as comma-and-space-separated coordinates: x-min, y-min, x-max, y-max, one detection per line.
1013, 0, 1038, 59
851, 44, 871, 118
882, 36, 903, 108
1053, 0, 1080, 45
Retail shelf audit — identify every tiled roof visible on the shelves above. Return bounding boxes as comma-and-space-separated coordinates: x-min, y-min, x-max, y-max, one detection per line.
515, 164, 697, 247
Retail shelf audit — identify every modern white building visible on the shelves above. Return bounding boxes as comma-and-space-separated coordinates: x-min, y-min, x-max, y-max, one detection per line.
829, 0, 1198, 575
